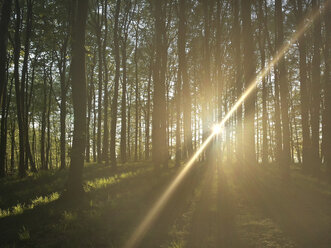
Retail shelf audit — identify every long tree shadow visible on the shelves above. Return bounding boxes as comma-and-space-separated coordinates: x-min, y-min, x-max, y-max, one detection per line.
238, 165, 331, 248
122, 163, 210, 248
0, 162, 150, 211
0, 163, 204, 247
216, 164, 243, 248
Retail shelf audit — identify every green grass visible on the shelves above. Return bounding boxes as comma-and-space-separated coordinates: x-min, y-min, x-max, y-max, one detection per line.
0, 161, 330, 247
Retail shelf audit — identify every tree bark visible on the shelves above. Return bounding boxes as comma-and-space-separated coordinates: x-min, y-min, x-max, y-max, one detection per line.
324, 1, 331, 179
232, 0, 242, 164
296, 0, 311, 172
102, 0, 109, 165
0, 0, 12, 109
241, 0, 256, 165
275, 0, 290, 175
311, 0, 322, 173
67, 0, 88, 196
152, 0, 168, 168
178, 0, 192, 160
110, 0, 121, 167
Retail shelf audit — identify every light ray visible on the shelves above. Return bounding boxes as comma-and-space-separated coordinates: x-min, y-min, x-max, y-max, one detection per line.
123, 2, 328, 247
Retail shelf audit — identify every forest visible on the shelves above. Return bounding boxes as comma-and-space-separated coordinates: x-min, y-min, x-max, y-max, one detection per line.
0, 0, 331, 247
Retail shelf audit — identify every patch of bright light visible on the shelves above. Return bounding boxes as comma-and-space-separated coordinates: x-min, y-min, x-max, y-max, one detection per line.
212, 124, 222, 135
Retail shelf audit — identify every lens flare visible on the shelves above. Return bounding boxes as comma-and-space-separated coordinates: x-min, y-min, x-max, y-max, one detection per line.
123, 2, 328, 247
212, 124, 222, 135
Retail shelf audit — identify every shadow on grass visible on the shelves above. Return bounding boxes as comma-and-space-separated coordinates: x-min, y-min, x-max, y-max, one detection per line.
236, 165, 331, 248
0, 162, 208, 247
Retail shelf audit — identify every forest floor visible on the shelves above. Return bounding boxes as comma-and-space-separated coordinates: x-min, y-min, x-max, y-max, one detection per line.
0, 158, 331, 248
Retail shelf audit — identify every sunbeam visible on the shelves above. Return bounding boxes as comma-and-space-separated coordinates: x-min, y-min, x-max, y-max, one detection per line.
123, 2, 329, 247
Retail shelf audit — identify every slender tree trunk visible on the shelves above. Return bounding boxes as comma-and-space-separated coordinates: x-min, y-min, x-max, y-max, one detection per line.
152, 0, 168, 168
0, 0, 12, 109
145, 60, 152, 160
311, 0, 322, 173
0, 0, 11, 175
96, 4, 103, 164
67, 0, 88, 196
10, 121, 15, 172
127, 93, 131, 160
41, 66, 47, 170
0, 75, 10, 176
175, 68, 181, 166
296, 0, 311, 172
93, 80, 97, 162
120, 36, 128, 163
241, 0, 256, 165
179, 0, 192, 159
276, 0, 290, 175
257, 0, 268, 165
21, 0, 34, 172
86, 52, 95, 163
233, 0, 243, 164
110, 0, 121, 167
59, 39, 68, 170
46, 66, 53, 169
102, 0, 109, 165
14, 0, 26, 177
134, 18, 139, 162
324, 1, 331, 179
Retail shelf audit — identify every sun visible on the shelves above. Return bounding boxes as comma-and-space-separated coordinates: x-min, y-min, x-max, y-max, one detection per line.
212, 124, 222, 134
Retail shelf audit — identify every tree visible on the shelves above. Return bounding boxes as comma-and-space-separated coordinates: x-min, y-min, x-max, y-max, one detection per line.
67, 0, 88, 195
232, 0, 242, 164
0, 0, 12, 109
311, 0, 322, 173
324, 0, 331, 178
152, 0, 168, 168
0, 0, 12, 176
295, 0, 311, 172
241, 0, 256, 164
178, 0, 192, 160
110, 0, 121, 167
275, 0, 290, 174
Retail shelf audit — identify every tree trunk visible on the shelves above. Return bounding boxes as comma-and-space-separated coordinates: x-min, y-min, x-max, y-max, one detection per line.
0, 74, 10, 176
59, 39, 68, 169
41, 66, 47, 170
120, 36, 128, 163
175, 68, 181, 166
134, 18, 139, 162
152, 0, 168, 168
275, 0, 290, 175
296, 0, 311, 172
324, 1, 331, 179
96, 4, 103, 164
241, 0, 256, 165
67, 0, 88, 196
86, 52, 95, 163
0, 0, 12, 109
102, 0, 109, 166
232, 0, 242, 164
178, 0, 192, 160
257, 0, 268, 165
14, 0, 26, 177
310, 0, 322, 173
145, 60, 152, 160
110, 0, 121, 167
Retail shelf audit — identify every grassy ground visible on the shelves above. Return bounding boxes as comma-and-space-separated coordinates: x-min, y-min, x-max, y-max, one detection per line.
0, 159, 330, 248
